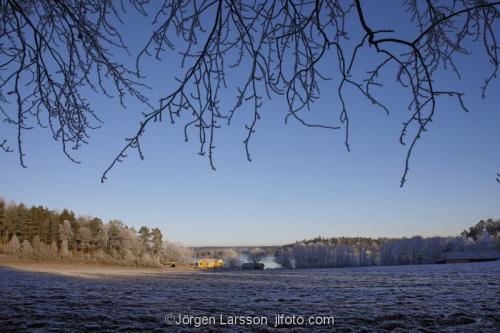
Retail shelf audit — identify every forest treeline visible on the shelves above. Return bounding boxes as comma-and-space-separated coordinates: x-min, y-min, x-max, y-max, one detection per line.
1, 197, 498, 270
0, 198, 192, 267
274, 220, 500, 269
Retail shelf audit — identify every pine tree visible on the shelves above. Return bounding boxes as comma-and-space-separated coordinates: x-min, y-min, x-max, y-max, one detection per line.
29, 206, 45, 240
151, 228, 163, 255
88, 218, 103, 254
89, 218, 103, 237
48, 220, 59, 244
107, 220, 123, 254
59, 209, 75, 223
138, 226, 151, 250
15, 208, 36, 242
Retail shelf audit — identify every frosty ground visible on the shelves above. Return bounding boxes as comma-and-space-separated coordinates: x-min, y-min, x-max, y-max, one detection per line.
0, 260, 194, 279
0, 261, 499, 332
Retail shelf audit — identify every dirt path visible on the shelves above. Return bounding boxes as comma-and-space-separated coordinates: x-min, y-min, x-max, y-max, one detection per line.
0, 260, 196, 279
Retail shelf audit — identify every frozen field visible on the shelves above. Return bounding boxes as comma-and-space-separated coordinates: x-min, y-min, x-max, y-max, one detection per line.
0, 261, 499, 332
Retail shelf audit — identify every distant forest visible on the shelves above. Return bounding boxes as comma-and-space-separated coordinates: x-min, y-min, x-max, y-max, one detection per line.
1, 197, 499, 270
0, 198, 192, 267
274, 220, 500, 269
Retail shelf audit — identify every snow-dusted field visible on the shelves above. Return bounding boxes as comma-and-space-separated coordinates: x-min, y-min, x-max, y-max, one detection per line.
1, 261, 499, 332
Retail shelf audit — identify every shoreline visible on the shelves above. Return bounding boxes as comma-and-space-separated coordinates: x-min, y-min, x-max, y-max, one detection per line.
0, 259, 196, 279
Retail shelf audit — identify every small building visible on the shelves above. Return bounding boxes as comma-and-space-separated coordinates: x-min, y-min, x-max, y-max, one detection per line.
196, 258, 224, 269
437, 250, 500, 264
241, 262, 265, 270
160, 259, 176, 268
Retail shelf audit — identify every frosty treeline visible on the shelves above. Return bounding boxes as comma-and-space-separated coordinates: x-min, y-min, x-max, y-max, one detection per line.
0, 199, 192, 267
275, 220, 500, 269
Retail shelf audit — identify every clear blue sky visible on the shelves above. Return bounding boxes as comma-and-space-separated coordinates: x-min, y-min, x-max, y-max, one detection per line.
1, 2, 499, 246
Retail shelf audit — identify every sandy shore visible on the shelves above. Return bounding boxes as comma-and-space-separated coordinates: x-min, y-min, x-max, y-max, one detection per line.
0, 260, 196, 279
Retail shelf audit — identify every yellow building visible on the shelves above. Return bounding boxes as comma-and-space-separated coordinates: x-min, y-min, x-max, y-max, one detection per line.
196, 258, 224, 269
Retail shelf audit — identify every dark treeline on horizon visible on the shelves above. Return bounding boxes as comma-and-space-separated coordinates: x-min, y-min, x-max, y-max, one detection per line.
0, 198, 192, 266
274, 220, 500, 269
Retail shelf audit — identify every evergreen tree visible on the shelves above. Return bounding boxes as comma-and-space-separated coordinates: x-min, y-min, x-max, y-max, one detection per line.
29, 206, 46, 240
47, 220, 59, 244
151, 228, 163, 255
138, 226, 151, 250
59, 209, 75, 223
107, 220, 124, 254
14, 205, 36, 242
88, 218, 103, 254
89, 218, 103, 237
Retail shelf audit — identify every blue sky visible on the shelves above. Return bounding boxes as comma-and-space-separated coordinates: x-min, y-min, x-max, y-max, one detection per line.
1, 2, 499, 246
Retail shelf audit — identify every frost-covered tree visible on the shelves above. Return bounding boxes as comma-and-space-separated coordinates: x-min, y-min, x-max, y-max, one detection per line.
221, 249, 241, 269
476, 231, 495, 250
248, 248, 267, 264
59, 221, 72, 245
6, 234, 20, 256
21, 239, 33, 259
274, 248, 293, 269
31, 235, 43, 258
50, 241, 58, 257
163, 241, 193, 263
0, 198, 184, 265
77, 225, 90, 255
60, 239, 70, 258
275, 232, 488, 268
120, 227, 143, 262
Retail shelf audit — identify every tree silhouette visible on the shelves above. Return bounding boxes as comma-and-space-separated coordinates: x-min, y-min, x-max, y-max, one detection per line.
1, 1, 498, 186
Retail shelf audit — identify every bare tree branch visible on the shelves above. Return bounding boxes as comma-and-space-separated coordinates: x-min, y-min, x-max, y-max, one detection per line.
1, 1, 498, 185
1, 0, 150, 166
